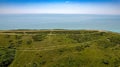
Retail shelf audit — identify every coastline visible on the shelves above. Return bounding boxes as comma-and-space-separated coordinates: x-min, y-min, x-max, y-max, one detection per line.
0, 29, 119, 33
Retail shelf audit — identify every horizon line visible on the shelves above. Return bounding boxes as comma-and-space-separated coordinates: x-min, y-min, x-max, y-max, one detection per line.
0, 13, 120, 15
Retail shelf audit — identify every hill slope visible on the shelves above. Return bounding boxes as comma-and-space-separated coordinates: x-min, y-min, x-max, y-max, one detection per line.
0, 30, 120, 67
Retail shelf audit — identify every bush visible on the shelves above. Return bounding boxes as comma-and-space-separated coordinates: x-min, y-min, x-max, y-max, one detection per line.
26, 40, 32, 45
4, 35, 10, 38
108, 35, 120, 45
102, 59, 109, 65
40, 60, 46, 65
8, 43, 15, 48
0, 48, 15, 67
75, 46, 83, 51
32, 34, 46, 41
32, 63, 37, 67
17, 40, 22, 45
15, 35, 22, 40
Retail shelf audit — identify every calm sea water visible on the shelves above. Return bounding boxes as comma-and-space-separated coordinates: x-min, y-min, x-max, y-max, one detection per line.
0, 14, 120, 32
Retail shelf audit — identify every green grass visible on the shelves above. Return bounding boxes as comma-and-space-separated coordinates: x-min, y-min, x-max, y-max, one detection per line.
0, 30, 120, 67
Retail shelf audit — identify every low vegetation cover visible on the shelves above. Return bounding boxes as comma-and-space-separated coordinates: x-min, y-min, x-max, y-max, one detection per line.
0, 30, 120, 67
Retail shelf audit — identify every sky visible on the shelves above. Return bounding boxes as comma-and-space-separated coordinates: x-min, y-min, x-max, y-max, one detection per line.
0, 0, 120, 14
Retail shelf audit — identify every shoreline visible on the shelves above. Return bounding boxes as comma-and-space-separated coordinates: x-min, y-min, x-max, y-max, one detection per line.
0, 29, 119, 34
0, 29, 119, 33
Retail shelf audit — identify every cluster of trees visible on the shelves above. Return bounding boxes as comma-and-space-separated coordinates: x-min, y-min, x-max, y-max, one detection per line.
0, 48, 15, 67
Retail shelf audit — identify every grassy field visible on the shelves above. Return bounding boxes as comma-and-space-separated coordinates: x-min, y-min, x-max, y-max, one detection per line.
0, 30, 120, 67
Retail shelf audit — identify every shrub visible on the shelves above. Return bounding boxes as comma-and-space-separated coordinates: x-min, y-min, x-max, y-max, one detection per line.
75, 46, 83, 51
32, 34, 46, 41
40, 60, 46, 65
8, 43, 15, 48
32, 63, 37, 67
4, 35, 10, 38
17, 40, 22, 45
102, 59, 109, 65
26, 40, 32, 45
108, 35, 120, 45
0, 48, 15, 67
15, 35, 22, 40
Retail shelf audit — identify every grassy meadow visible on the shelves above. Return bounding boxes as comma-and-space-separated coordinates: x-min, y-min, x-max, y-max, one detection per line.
0, 30, 120, 67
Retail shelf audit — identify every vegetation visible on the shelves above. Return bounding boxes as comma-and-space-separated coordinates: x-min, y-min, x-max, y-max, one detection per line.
0, 30, 120, 67
32, 34, 46, 41
0, 48, 15, 67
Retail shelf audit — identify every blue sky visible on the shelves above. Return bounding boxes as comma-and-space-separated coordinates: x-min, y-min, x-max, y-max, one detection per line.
0, 0, 119, 3
0, 0, 120, 14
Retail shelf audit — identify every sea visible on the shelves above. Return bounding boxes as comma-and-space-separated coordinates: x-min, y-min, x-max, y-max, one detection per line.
0, 14, 120, 33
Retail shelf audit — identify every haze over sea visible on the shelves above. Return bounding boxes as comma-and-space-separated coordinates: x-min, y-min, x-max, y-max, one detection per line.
0, 14, 120, 33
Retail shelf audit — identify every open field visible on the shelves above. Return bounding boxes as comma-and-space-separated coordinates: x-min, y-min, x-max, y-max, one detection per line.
0, 30, 120, 67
